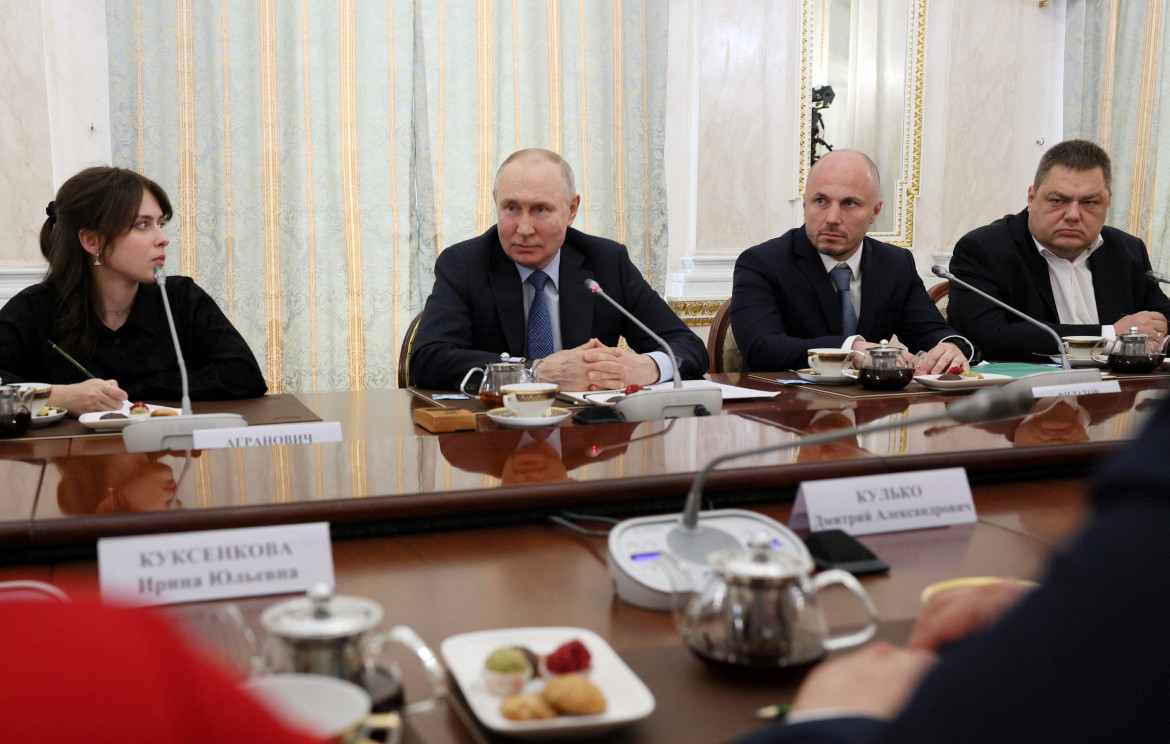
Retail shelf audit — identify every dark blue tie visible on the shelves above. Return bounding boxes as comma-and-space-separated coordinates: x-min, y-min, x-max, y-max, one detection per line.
527, 270, 555, 359
830, 264, 857, 336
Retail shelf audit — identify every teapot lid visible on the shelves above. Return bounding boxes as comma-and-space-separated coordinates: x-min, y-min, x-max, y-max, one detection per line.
707, 537, 813, 584
867, 339, 901, 356
488, 352, 524, 367
1119, 326, 1149, 341
260, 583, 383, 640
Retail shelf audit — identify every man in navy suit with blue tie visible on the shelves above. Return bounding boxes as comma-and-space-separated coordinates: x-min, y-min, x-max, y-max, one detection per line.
730, 149, 973, 372
411, 148, 707, 391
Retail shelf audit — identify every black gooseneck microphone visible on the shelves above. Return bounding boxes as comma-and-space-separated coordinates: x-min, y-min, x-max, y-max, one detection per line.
932, 265, 1072, 371
607, 382, 1040, 609
583, 279, 722, 421
122, 268, 248, 451
1146, 269, 1170, 285
675, 382, 1036, 535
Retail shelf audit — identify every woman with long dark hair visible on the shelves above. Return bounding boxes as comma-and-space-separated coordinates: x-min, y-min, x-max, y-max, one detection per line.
0, 167, 266, 413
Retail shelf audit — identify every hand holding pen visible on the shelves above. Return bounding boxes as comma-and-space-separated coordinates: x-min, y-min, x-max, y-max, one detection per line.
46, 340, 128, 414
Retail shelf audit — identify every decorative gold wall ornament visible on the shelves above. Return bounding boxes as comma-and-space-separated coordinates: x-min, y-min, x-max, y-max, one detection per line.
668, 299, 727, 327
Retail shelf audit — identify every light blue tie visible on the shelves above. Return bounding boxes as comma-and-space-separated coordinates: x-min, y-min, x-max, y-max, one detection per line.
830, 264, 857, 336
527, 270, 555, 359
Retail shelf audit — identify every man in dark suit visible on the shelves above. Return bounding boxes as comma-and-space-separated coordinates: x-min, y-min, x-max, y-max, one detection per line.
411, 148, 707, 391
731, 149, 972, 372
728, 394, 1170, 744
948, 139, 1170, 361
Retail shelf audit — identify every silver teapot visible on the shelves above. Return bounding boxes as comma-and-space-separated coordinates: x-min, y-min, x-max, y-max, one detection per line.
667, 537, 878, 669
259, 584, 446, 714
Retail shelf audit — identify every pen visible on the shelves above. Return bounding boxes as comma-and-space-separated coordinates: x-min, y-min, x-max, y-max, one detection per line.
47, 339, 97, 379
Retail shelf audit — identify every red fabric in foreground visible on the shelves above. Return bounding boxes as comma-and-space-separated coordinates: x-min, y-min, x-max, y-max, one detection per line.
0, 596, 326, 744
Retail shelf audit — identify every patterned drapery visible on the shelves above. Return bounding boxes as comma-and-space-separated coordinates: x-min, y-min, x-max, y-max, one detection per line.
1065, 0, 1169, 270
106, 0, 669, 393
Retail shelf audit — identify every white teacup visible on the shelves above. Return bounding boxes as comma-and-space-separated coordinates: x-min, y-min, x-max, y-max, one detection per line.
1061, 336, 1103, 361
807, 348, 852, 376
17, 382, 52, 416
501, 382, 558, 418
243, 674, 372, 742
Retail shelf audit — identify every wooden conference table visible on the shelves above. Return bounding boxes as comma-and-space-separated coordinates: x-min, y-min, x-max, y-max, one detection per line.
0, 370, 1165, 742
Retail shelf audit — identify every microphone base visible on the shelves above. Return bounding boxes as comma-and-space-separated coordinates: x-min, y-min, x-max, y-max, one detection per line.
607, 509, 807, 611
615, 387, 723, 422
123, 413, 247, 452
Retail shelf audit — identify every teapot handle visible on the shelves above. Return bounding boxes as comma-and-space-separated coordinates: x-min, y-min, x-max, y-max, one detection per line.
840, 353, 861, 379
529, 358, 547, 381
459, 367, 485, 396
1089, 338, 1112, 363
811, 569, 879, 652
365, 625, 448, 716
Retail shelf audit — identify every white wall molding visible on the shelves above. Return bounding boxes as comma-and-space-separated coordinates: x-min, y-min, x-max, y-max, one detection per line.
0, 267, 46, 303
668, 255, 736, 299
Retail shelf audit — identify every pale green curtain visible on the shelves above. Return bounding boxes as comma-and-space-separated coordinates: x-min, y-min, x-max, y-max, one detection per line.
1065, 0, 1169, 271
106, 1, 669, 393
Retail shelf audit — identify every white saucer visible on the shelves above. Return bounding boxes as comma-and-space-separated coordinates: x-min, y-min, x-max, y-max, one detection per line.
795, 368, 855, 385
486, 406, 572, 428
1045, 356, 1105, 368
30, 406, 67, 427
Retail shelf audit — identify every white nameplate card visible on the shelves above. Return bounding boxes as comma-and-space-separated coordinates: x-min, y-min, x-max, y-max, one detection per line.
192, 421, 343, 449
790, 467, 976, 536
1030, 380, 1120, 398
98, 522, 335, 606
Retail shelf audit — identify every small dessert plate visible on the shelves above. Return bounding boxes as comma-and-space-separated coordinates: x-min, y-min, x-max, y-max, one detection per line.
30, 406, 67, 427
441, 626, 655, 741
486, 406, 572, 428
79, 404, 182, 431
795, 368, 855, 385
913, 373, 1013, 390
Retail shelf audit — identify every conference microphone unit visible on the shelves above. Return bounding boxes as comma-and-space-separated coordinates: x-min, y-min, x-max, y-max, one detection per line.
123, 267, 247, 452
584, 279, 721, 421
931, 265, 1101, 385
1146, 269, 1170, 285
607, 383, 1037, 610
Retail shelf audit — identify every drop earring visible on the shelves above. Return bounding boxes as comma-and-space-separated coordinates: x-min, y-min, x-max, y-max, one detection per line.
93, 251, 101, 266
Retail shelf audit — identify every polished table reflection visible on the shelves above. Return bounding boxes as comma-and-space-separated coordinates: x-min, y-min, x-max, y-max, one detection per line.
0, 371, 1155, 742
0, 372, 1161, 551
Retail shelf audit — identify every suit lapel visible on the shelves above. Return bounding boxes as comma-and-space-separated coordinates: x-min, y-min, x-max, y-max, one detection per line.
486, 233, 527, 357
856, 241, 881, 340
1089, 238, 1125, 324
556, 236, 594, 347
795, 230, 842, 332
1012, 210, 1059, 318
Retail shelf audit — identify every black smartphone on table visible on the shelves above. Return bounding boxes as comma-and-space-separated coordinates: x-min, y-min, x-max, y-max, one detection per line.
804, 529, 889, 575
